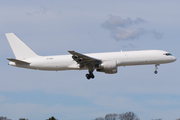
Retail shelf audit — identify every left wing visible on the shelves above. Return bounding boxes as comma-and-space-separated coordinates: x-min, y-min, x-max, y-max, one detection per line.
68, 51, 101, 68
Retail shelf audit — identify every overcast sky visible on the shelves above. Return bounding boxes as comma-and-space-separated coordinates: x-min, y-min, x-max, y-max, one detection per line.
0, 0, 180, 120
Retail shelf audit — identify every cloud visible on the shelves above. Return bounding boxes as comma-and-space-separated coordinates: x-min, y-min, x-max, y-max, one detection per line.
27, 6, 48, 16
133, 17, 147, 24
151, 30, 163, 39
101, 15, 147, 30
112, 28, 146, 40
101, 16, 133, 30
101, 15, 162, 41
27, 6, 61, 16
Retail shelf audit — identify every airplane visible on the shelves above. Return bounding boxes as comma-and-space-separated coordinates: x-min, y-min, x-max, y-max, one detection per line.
6, 33, 176, 79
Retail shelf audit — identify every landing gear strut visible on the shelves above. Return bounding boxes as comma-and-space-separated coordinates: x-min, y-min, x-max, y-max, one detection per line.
86, 67, 95, 80
154, 64, 159, 74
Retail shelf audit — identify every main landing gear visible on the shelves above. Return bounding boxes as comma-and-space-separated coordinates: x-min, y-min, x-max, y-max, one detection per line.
154, 64, 159, 74
86, 67, 95, 80
86, 73, 94, 79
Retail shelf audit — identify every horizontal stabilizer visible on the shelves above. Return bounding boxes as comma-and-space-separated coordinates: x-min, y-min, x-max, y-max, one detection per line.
7, 58, 30, 64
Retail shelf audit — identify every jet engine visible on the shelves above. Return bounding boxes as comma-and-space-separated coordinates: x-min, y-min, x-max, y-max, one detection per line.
96, 61, 117, 74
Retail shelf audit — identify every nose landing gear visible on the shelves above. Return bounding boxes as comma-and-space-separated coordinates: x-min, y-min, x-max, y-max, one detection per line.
154, 64, 159, 74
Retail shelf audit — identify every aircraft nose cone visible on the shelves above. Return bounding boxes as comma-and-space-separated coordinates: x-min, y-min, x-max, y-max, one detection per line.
172, 56, 177, 62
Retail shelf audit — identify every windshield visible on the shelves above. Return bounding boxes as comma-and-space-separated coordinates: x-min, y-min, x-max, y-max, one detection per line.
164, 53, 172, 56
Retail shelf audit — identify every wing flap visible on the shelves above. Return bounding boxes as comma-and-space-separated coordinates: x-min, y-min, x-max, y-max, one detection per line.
7, 58, 30, 64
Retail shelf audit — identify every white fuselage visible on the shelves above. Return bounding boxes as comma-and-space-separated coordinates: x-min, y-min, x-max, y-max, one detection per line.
9, 50, 176, 71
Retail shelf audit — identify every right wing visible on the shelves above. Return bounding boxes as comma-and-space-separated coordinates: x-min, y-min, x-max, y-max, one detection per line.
68, 51, 101, 68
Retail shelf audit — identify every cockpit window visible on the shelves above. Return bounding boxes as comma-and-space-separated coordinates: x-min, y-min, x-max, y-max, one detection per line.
164, 53, 172, 56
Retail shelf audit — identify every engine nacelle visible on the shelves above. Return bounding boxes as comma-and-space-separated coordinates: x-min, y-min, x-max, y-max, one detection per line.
97, 68, 117, 74
98, 60, 117, 70
96, 61, 117, 74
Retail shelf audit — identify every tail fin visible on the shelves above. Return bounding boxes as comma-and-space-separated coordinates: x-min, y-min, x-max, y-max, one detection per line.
5, 33, 38, 60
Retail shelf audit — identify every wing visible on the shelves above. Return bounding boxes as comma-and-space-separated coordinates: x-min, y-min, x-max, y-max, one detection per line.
7, 58, 30, 64
68, 51, 101, 68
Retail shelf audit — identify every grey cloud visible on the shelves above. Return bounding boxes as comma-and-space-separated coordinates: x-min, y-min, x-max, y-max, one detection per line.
27, 6, 61, 16
39, 6, 48, 13
101, 15, 147, 30
134, 17, 147, 24
101, 15, 133, 30
112, 29, 163, 41
101, 15, 162, 41
151, 30, 163, 39
27, 6, 48, 16
112, 28, 146, 40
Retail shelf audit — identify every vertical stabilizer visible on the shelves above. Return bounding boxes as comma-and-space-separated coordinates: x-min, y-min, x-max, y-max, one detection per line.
5, 33, 38, 60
